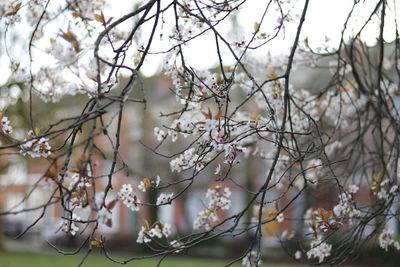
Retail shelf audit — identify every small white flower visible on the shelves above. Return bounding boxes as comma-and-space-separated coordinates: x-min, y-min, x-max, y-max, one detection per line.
214, 164, 222, 175
162, 223, 172, 237
389, 185, 398, 195
148, 225, 163, 238
377, 188, 389, 200
138, 181, 146, 192
137, 226, 151, 243
119, 184, 133, 197
276, 213, 284, 223
348, 184, 359, 194
295, 250, 302, 260
0, 116, 13, 135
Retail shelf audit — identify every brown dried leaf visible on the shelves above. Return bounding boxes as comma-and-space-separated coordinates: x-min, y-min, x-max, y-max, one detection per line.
72, 12, 83, 19
5, 2, 22, 16
144, 219, 150, 229
76, 153, 87, 170
44, 164, 58, 180
214, 109, 224, 120
4, 11, 17, 17
94, 13, 105, 24
215, 73, 223, 85
14, 3, 22, 11
106, 199, 118, 210
105, 218, 112, 228
202, 107, 212, 119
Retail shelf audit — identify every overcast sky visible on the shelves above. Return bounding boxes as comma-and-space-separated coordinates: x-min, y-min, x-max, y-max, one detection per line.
1, 0, 399, 82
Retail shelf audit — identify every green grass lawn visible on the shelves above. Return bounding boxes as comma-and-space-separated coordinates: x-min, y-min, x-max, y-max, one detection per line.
0, 251, 300, 267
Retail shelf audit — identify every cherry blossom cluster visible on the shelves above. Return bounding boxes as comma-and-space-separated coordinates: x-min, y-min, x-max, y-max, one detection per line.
170, 148, 201, 173
306, 238, 332, 263
118, 184, 141, 212
136, 221, 172, 244
65, 172, 92, 209
378, 229, 400, 251
371, 177, 399, 201
19, 130, 51, 158
156, 192, 174, 206
333, 191, 361, 224
205, 185, 232, 210
154, 127, 166, 142
0, 116, 12, 135
193, 185, 231, 231
62, 214, 80, 236
241, 251, 262, 267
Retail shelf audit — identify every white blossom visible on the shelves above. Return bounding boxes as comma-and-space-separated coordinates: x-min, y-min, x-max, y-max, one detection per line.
62, 214, 80, 236
137, 226, 152, 243
154, 127, 166, 142
295, 250, 302, 259
306, 239, 332, 263
0, 116, 13, 135
156, 192, 174, 205
242, 251, 262, 267
379, 229, 400, 251
136, 222, 172, 244
118, 184, 140, 212
20, 131, 52, 158
348, 184, 359, 194
333, 192, 360, 222
193, 185, 232, 231
276, 213, 284, 223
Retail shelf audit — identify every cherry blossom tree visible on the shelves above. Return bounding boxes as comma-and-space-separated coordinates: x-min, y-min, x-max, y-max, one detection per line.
0, 0, 400, 266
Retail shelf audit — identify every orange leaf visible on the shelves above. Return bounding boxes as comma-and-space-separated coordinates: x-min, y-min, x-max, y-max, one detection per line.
143, 178, 152, 189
